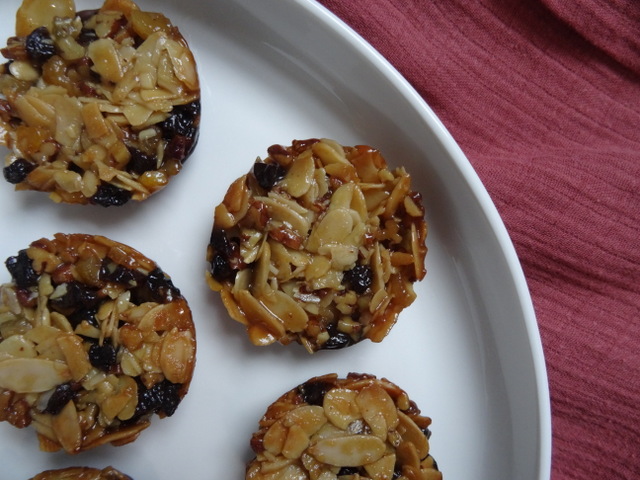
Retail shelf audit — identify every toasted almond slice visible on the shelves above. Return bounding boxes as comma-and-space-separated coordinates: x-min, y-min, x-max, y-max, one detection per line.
323, 388, 360, 430
51, 400, 82, 453
56, 334, 92, 381
159, 328, 196, 384
364, 453, 397, 480
0, 335, 37, 358
397, 410, 430, 460
0, 358, 71, 393
16, 0, 75, 36
308, 434, 386, 467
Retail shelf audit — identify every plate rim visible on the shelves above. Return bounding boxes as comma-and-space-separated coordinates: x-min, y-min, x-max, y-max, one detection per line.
289, 0, 553, 477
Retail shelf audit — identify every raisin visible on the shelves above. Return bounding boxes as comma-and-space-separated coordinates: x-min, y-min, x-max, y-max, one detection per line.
164, 133, 198, 163
131, 268, 180, 304
161, 101, 200, 139
67, 305, 99, 329
100, 262, 140, 285
253, 162, 286, 190
49, 281, 99, 314
210, 254, 235, 282
88, 342, 117, 371
76, 28, 98, 46
134, 379, 181, 418
208, 230, 240, 282
90, 183, 132, 207
25, 27, 56, 62
210, 229, 236, 257
43, 382, 77, 415
342, 264, 373, 294
321, 331, 354, 350
5, 250, 38, 288
3, 158, 35, 184
297, 379, 333, 406
338, 467, 361, 476
126, 147, 157, 174
76, 9, 99, 23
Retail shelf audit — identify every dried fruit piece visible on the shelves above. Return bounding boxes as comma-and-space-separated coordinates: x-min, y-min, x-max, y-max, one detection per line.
1, 0, 200, 205
0, 233, 196, 453
246, 373, 442, 480
206, 139, 428, 353
29, 466, 133, 480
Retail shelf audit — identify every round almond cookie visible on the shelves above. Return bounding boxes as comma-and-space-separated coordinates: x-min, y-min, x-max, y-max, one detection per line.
30, 466, 132, 480
206, 138, 428, 353
0, 0, 200, 206
0, 233, 196, 453
246, 373, 442, 480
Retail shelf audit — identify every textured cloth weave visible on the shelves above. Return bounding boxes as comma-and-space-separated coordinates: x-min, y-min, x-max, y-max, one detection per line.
318, 0, 640, 478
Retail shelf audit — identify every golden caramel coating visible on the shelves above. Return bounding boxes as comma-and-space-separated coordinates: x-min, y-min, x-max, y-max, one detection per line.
207, 139, 428, 352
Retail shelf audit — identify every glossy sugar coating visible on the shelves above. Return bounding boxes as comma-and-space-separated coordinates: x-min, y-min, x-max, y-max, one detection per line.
206, 138, 428, 352
0, 0, 200, 205
0, 233, 196, 453
247, 373, 442, 480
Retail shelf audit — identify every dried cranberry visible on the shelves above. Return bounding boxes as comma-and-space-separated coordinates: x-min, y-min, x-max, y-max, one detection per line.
297, 379, 333, 406
5, 250, 38, 288
131, 268, 180, 304
90, 183, 132, 207
25, 27, 56, 62
342, 264, 373, 294
126, 146, 156, 174
3, 158, 35, 184
88, 342, 117, 371
134, 379, 181, 418
43, 383, 78, 414
253, 162, 286, 190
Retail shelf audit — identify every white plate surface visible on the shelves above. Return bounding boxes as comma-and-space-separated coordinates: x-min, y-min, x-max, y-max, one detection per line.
0, 1, 551, 479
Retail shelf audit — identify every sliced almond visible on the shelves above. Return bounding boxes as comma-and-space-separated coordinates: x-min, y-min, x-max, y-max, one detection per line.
308, 434, 386, 467
0, 358, 71, 393
51, 400, 82, 453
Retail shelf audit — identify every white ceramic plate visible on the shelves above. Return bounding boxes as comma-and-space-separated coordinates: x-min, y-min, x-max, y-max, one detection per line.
0, 1, 551, 479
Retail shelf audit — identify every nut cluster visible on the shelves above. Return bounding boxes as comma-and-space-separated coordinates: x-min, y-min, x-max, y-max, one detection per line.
0, 0, 200, 205
0, 233, 196, 453
247, 373, 441, 480
206, 138, 428, 352
30, 466, 132, 480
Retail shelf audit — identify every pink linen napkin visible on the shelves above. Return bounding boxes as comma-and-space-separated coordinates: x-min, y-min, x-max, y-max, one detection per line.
318, 0, 640, 478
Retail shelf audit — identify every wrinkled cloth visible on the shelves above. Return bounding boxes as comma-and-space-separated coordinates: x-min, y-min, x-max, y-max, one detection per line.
318, 0, 640, 478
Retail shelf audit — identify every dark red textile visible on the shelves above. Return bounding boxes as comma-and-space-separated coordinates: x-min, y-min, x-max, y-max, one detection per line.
317, 0, 640, 478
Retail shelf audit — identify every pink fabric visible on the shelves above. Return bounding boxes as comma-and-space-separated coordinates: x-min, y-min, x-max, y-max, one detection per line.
318, 0, 640, 478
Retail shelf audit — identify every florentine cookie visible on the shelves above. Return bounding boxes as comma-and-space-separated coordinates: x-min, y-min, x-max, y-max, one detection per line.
0, 233, 196, 453
30, 466, 132, 480
247, 373, 442, 480
0, 0, 200, 205
206, 138, 428, 352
